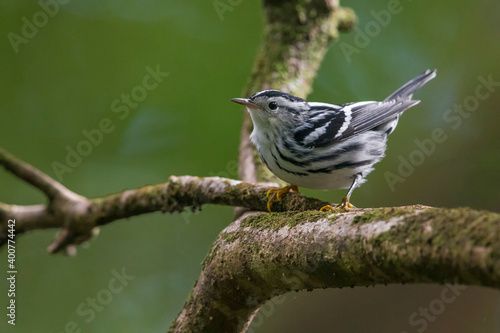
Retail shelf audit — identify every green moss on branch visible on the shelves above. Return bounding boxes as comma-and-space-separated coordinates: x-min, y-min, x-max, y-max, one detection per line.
178, 206, 500, 332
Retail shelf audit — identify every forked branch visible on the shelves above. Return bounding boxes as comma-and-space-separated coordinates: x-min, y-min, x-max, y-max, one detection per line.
0, 148, 330, 253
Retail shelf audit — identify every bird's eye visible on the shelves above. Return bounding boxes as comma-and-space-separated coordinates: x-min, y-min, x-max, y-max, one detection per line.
268, 101, 278, 110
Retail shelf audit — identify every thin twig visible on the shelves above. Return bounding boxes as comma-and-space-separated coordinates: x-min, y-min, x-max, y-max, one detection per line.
0, 147, 72, 200
0, 152, 332, 252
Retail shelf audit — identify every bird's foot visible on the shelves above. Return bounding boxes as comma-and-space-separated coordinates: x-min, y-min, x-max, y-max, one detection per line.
319, 196, 355, 212
266, 184, 300, 212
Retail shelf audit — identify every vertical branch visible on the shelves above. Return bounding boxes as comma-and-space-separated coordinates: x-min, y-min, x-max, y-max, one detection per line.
238, 0, 356, 184
171, 1, 356, 332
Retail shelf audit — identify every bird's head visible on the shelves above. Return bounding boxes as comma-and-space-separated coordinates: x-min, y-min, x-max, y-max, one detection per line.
231, 90, 310, 131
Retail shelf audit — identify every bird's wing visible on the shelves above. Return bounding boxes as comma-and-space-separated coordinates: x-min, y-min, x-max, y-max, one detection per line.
295, 70, 435, 148
293, 103, 348, 148
334, 99, 420, 141
294, 100, 419, 148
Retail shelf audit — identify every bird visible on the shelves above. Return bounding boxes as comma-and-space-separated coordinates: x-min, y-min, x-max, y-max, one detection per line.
231, 69, 436, 212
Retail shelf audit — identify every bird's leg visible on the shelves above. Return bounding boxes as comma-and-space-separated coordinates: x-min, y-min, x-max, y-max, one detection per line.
337, 195, 356, 210
266, 184, 300, 212
320, 174, 360, 212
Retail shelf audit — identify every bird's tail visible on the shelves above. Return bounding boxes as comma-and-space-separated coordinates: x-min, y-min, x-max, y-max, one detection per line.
384, 69, 437, 102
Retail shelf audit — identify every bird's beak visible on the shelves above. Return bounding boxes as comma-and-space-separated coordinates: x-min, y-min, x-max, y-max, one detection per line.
231, 98, 260, 109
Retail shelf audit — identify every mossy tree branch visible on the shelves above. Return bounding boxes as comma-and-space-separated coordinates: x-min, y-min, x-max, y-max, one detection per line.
169, 206, 500, 332
0, 148, 330, 253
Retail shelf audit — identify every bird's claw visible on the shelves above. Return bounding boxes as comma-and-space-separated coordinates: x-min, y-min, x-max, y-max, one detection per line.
266, 185, 299, 212
319, 196, 355, 212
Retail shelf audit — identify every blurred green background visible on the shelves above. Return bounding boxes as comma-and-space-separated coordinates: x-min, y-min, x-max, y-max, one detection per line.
1, 0, 499, 332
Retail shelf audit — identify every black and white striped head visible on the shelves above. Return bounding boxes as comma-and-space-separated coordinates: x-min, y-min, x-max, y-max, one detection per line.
231, 90, 310, 129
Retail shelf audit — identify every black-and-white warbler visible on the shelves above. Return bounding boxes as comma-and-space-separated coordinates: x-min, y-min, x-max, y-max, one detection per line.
232, 69, 436, 211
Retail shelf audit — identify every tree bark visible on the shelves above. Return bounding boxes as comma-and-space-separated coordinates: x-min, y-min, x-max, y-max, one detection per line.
169, 206, 500, 332
0, 150, 331, 253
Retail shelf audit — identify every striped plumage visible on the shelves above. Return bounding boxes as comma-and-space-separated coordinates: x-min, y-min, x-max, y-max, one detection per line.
232, 69, 436, 209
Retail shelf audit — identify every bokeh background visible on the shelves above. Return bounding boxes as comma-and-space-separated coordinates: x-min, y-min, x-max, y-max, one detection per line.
1, 0, 499, 332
